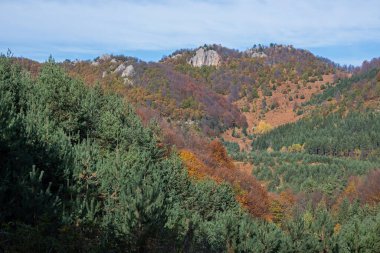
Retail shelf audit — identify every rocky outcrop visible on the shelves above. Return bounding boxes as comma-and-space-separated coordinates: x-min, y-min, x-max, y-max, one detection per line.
121, 65, 135, 78
251, 52, 267, 58
112, 64, 135, 85
170, 53, 183, 60
114, 63, 126, 74
189, 48, 220, 67
245, 49, 267, 58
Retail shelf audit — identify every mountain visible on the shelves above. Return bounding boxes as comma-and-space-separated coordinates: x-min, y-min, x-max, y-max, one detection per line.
2, 45, 380, 252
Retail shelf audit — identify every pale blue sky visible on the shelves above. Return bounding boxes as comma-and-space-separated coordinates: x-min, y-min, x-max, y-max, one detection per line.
1, 0, 379, 65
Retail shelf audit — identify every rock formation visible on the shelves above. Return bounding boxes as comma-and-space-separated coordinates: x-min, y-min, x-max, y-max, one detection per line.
114, 63, 126, 74
245, 49, 267, 58
121, 65, 135, 78
189, 48, 220, 67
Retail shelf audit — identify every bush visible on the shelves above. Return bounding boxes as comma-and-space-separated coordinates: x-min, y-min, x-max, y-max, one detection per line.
255, 121, 273, 134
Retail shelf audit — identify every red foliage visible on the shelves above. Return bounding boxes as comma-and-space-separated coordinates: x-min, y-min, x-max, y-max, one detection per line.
358, 169, 380, 205
209, 139, 234, 169
334, 170, 380, 208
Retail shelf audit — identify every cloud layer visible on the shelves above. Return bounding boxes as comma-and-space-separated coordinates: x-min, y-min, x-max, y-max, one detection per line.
1, 0, 379, 64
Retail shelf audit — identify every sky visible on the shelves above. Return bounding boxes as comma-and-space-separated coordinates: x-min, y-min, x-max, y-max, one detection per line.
1, 0, 379, 66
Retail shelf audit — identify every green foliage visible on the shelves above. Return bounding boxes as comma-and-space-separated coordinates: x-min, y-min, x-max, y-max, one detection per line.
0, 56, 245, 252
251, 151, 380, 194
309, 68, 380, 106
1, 55, 380, 253
181, 96, 199, 109
222, 140, 240, 155
253, 111, 380, 159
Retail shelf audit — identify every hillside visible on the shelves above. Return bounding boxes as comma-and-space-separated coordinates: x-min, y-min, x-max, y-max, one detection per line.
2, 46, 380, 252
308, 57, 380, 112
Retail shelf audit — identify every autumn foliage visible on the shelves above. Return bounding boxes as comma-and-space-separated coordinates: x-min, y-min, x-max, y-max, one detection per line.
335, 169, 380, 208
209, 139, 234, 169
178, 139, 270, 218
358, 169, 380, 205
254, 121, 273, 134
179, 150, 207, 180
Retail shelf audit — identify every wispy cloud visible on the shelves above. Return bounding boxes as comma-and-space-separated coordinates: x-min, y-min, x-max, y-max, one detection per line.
1, 0, 379, 64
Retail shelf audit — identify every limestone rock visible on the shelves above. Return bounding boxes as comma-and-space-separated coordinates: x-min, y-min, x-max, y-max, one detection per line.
114, 64, 126, 74
170, 53, 182, 59
245, 49, 267, 58
121, 65, 135, 78
251, 52, 267, 58
188, 48, 220, 67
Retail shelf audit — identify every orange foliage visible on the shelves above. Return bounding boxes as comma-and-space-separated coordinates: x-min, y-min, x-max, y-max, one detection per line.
334, 170, 380, 209
209, 139, 234, 169
180, 144, 270, 218
333, 177, 360, 211
179, 150, 207, 180
267, 190, 295, 224
235, 190, 249, 209
334, 223, 341, 235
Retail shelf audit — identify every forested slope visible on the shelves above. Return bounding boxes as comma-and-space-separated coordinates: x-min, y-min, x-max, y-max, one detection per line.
1, 52, 380, 252
253, 111, 380, 158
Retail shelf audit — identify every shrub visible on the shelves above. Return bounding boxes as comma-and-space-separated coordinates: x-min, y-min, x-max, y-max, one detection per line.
255, 121, 273, 134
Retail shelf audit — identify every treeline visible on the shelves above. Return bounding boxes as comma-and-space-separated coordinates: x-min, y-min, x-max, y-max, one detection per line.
253, 111, 380, 159
1, 56, 380, 252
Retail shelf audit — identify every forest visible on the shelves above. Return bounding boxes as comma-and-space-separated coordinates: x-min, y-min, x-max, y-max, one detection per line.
253, 111, 380, 159
1, 50, 380, 253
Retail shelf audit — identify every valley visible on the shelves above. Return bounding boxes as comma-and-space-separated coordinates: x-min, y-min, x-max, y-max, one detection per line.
2, 45, 380, 252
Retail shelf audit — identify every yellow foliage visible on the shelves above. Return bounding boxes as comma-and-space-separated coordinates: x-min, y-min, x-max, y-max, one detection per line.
344, 180, 358, 195
280, 146, 288, 153
254, 121, 273, 134
303, 211, 313, 226
334, 223, 341, 234
354, 148, 362, 159
288, 143, 304, 153
269, 200, 285, 225
179, 150, 206, 180
266, 147, 274, 153
234, 184, 249, 209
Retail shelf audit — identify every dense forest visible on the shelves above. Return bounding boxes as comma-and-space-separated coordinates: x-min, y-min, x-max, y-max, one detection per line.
1, 47, 380, 253
253, 111, 380, 158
